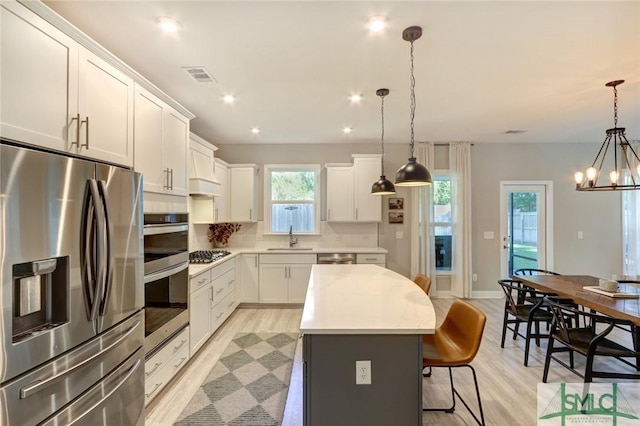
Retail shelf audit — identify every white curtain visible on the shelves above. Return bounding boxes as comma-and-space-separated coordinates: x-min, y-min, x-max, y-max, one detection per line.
450, 142, 473, 298
411, 143, 436, 295
623, 169, 640, 279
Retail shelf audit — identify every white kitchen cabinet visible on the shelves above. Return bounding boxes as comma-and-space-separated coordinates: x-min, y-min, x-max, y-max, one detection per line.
189, 270, 212, 356
210, 259, 238, 333
326, 155, 382, 222
188, 133, 220, 197
356, 253, 386, 268
1, 3, 133, 167
239, 254, 259, 303
144, 326, 190, 406
325, 165, 354, 222
259, 254, 315, 303
229, 164, 258, 222
134, 84, 189, 196
213, 159, 230, 223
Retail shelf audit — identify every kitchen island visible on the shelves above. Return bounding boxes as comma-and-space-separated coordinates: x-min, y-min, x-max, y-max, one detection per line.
300, 264, 435, 425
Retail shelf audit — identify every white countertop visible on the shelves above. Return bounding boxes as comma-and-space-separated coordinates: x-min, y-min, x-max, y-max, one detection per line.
188, 247, 387, 277
300, 264, 436, 335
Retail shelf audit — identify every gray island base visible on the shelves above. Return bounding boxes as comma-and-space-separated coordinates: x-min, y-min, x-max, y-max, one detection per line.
300, 265, 435, 426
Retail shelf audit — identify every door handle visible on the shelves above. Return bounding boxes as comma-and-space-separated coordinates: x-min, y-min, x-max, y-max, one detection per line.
70, 113, 81, 148
97, 180, 114, 316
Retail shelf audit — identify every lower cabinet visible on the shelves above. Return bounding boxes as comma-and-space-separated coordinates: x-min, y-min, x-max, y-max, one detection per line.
189, 258, 238, 358
239, 253, 259, 303
259, 254, 315, 303
356, 253, 386, 268
144, 326, 190, 406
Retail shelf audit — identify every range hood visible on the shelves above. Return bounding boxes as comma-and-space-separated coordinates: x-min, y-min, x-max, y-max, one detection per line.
189, 150, 221, 197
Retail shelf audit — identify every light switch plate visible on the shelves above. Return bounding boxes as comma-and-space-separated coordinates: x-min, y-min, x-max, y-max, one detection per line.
483, 231, 494, 239
396, 231, 403, 239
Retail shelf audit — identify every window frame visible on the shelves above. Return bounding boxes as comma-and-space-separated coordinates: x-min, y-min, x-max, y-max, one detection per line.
263, 164, 321, 235
431, 170, 453, 274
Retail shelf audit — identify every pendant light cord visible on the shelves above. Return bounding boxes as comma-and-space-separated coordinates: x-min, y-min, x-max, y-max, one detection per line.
409, 39, 416, 159
613, 84, 618, 127
380, 94, 386, 175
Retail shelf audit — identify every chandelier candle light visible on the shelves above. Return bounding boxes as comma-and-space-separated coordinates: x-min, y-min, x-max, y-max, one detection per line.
395, 26, 432, 187
575, 80, 640, 191
371, 88, 396, 195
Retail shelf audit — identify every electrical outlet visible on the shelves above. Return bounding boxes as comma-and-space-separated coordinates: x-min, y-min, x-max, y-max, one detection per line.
472, 273, 478, 282
355, 360, 371, 385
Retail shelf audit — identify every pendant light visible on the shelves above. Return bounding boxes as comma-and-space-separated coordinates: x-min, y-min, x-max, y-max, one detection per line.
395, 26, 432, 187
574, 80, 640, 191
371, 88, 396, 195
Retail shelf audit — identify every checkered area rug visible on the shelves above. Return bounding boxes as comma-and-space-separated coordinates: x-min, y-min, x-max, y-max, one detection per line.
174, 332, 298, 425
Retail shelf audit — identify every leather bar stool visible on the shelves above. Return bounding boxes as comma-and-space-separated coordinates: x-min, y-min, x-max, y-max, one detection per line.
413, 273, 432, 295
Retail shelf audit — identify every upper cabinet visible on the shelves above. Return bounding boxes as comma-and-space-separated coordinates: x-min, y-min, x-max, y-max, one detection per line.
189, 133, 221, 197
326, 155, 382, 222
229, 165, 258, 222
214, 159, 230, 223
1, 2, 133, 167
134, 84, 189, 196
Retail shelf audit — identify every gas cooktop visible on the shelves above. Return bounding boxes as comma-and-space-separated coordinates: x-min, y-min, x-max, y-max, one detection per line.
189, 250, 231, 264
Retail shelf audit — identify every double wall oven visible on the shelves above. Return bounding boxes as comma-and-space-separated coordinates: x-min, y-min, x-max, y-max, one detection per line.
143, 213, 189, 355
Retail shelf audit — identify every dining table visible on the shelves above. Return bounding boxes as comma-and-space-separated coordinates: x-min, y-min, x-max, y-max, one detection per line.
514, 274, 640, 363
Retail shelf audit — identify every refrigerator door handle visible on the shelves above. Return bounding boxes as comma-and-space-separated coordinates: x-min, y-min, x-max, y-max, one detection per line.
97, 180, 114, 316
88, 180, 107, 322
19, 320, 142, 399
80, 181, 101, 321
38, 358, 142, 426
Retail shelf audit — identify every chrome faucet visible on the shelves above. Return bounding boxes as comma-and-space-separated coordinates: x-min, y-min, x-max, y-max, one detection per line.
289, 225, 298, 248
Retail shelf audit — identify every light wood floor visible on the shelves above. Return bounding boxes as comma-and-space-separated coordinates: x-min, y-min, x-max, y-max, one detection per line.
145, 299, 638, 426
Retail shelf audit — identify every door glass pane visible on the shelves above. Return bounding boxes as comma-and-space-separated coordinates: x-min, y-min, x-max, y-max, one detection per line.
508, 192, 539, 275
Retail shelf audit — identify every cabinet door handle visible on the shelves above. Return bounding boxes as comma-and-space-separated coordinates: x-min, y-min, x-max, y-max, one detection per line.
145, 382, 163, 398
255, 257, 258, 268
164, 168, 171, 189
209, 287, 214, 301
80, 116, 89, 149
145, 362, 162, 377
215, 208, 218, 222
249, 208, 252, 220
173, 339, 187, 352
170, 168, 174, 190
355, 208, 358, 220
174, 357, 187, 370
70, 113, 80, 148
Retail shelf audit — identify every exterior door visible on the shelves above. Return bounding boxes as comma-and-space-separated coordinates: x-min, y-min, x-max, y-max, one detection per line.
500, 182, 553, 277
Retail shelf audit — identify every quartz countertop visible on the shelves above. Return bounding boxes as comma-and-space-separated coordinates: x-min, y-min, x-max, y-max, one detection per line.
300, 264, 436, 334
188, 247, 387, 277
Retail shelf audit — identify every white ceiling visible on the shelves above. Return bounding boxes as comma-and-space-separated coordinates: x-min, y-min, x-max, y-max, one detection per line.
43, 0, 640, 146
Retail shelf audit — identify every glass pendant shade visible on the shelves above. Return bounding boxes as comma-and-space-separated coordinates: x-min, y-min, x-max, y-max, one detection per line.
395, 157, 432, 186
371, 175, 396, 194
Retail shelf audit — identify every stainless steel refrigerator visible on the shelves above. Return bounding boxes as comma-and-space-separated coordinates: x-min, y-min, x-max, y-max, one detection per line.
0, 141, 145, 425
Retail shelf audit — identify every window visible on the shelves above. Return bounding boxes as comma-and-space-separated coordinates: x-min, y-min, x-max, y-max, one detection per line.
264, 164, 321, 234
432, 174, 452, 272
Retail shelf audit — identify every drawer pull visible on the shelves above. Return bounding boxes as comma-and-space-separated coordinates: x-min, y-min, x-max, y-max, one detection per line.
227, 301, 234, 308
216, 288, 224, 295
146, 382, 163, 398
174, 339, 187, 352
174, 357, 187, 370
365, 258, 376, 261
145, 362, 162, 377
227, 279, 234, 286
197, 278, 207, 284
216, 312, 223, 320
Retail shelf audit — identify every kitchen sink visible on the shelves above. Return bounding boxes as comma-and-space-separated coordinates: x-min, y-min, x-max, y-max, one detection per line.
266, 247, 314, 251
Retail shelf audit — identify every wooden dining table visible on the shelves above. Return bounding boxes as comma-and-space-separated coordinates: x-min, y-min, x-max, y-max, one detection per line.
514, 275, 640, 325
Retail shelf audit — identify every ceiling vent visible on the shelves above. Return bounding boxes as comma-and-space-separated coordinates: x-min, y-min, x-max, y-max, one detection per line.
183, 66, 216, 83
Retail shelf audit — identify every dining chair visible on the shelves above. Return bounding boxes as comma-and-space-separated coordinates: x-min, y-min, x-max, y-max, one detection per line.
513, 268, 561, 276
542, 297, 640, 382
422, 299, 487, 425
498, 279, 555, 366
413, 273, 432, 295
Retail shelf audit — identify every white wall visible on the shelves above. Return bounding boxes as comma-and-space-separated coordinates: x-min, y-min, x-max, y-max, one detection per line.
214, 142, 623, 290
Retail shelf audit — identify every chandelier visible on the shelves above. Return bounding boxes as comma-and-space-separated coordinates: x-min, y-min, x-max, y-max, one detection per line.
575, 80, 640, 191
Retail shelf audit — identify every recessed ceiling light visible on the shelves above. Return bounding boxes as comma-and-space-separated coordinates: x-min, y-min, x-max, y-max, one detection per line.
343, 127, 352, 134
368, 16, 388, 32
349, 94, 363, 103
156, 16, 181, 33
223, 95, 235, 104
251, 127, 260, 134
